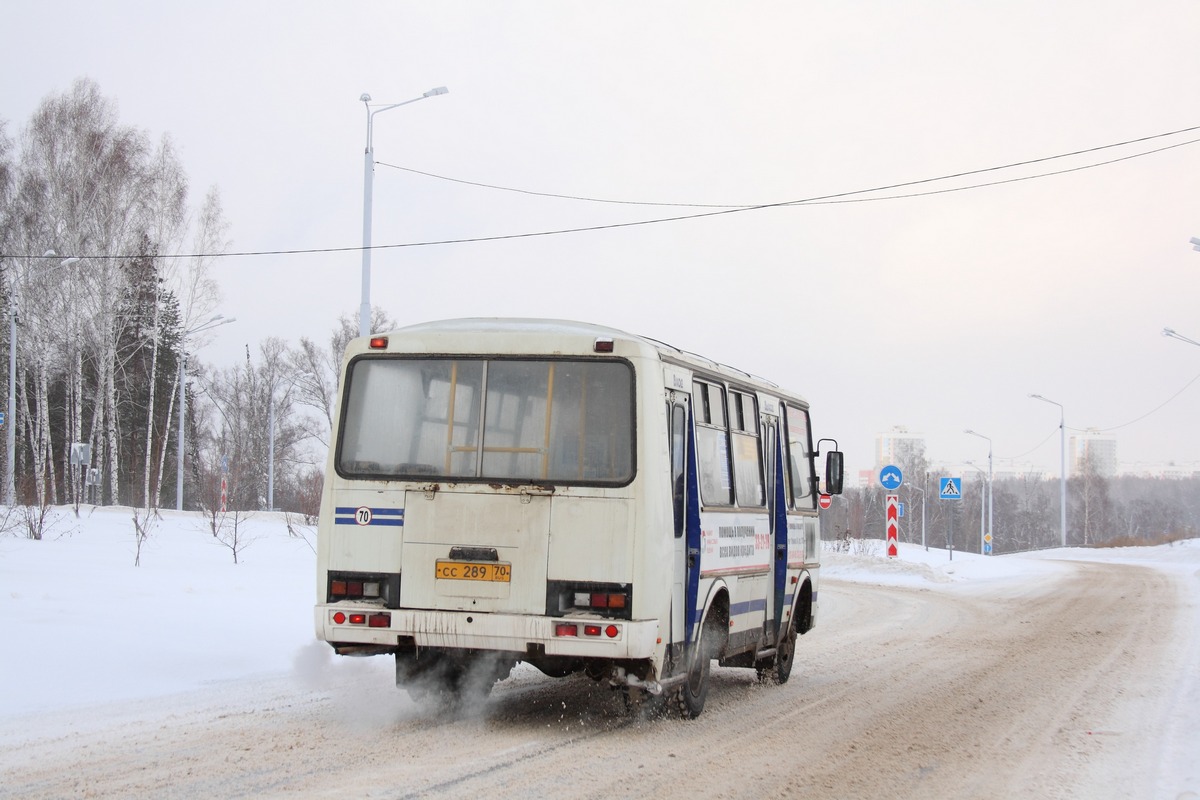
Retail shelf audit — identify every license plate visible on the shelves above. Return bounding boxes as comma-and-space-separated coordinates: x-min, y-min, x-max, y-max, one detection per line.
435, 560, 512, 583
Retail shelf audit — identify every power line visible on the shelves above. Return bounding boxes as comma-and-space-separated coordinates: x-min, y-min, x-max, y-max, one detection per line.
1002, 367, 1200, 460
1075, 368, 1200, 433
7, 124, 1200, 262
376, 123, 1200, 209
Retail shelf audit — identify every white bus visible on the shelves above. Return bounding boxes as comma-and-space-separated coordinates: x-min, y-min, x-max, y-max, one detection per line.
315, 318, 843, 717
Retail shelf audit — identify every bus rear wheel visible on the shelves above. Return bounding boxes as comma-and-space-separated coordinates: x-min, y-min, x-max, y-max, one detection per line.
675, 638, 711, 719
773, 619, 797, 684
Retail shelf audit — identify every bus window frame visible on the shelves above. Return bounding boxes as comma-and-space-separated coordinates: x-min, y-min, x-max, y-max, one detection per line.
782, 401, 818, 511
334, 353, 639, 488
692, 379, 734, 507
728, 388, 766, 509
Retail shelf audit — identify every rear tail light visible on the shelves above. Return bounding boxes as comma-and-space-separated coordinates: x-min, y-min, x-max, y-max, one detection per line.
549, 581, 632, 619
568, 623, 624, 640
327, 572, 400, 607
330, 611, 391, 628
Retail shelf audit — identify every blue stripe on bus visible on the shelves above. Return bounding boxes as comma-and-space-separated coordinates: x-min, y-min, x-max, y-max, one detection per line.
333, 507, 405, 527
688, 597, 770, 626
731, 598, 768, 616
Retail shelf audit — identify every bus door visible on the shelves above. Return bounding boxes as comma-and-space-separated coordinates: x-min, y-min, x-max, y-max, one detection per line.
765, 415, 788, 639
667, 394, 690, 658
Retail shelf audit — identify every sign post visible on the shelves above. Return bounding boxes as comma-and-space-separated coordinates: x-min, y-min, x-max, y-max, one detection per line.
886, 494, 899, 558
880, 466, 903, 558
939, 477, 962, 561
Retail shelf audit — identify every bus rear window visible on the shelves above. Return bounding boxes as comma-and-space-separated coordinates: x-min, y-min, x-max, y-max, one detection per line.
337, 358, 635, 485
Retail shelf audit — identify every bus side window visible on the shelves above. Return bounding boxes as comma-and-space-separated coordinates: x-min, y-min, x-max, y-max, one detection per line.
729, 390, 764, 508
692, 380, 733, 505
763, 420, 777, 517
669, 403, 687, 538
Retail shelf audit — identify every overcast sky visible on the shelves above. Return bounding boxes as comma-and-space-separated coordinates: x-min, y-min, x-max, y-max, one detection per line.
4, 1, 1199, 481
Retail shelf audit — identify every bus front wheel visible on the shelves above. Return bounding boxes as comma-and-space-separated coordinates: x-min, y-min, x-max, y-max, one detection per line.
757, 618, 798, 684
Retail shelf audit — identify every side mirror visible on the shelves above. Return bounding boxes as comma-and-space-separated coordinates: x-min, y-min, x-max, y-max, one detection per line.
825, 451, 844, 495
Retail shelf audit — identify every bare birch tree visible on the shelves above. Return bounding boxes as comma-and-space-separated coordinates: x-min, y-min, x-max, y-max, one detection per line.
0, 78, 224, 507
154, 187, 227, 508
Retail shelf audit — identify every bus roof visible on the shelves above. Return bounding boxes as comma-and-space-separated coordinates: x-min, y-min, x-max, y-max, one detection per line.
368, 317, 805, 405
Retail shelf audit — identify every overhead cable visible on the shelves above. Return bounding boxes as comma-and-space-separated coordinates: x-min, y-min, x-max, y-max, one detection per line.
7, 124, 1200, 261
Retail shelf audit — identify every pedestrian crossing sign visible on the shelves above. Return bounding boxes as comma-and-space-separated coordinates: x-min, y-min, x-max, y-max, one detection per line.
939, 477, 962, 500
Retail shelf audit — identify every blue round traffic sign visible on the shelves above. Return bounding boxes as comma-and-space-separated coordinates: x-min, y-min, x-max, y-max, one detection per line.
879, 465, 903, 490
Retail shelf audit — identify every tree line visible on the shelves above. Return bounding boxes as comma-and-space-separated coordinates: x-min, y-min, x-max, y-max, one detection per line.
824, 453, 1200, 554
0, 78, 364, 516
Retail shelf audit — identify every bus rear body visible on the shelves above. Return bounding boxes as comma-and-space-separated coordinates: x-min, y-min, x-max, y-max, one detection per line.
315, 318, 842, 716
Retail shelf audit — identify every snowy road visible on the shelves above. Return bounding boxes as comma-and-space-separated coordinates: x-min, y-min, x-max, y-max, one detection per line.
2, 554, 1194, 799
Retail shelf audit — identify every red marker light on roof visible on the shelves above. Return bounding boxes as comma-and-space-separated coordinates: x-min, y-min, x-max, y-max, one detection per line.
593, 337, 614, 353
369, 336, 388, 349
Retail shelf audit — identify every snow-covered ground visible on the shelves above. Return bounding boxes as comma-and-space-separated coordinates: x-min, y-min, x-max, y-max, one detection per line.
0, 506, 317, 715
1, 507, 1197, 797
825, 536, 1200, 798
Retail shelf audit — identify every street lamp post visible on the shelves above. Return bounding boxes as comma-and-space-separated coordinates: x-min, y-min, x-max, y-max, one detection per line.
906, 479, 927, 551
6, 282, 16, 506
358, 86, 449, 338
965, 462, 987, 554
176, 315, 235, 511
1162, 327, 1200, 348
964, 429, 993, 554
1029, 394, 1067, 547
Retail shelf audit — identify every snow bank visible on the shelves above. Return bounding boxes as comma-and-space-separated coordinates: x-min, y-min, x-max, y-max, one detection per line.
821, 539, 1073, 589
0, 506, 316, 716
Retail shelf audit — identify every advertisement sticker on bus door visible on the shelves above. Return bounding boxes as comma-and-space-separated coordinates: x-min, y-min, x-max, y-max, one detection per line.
700, 512, 770, 574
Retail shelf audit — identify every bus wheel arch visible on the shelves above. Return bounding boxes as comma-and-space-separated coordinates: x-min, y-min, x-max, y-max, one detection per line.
795, 576, 814, 635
